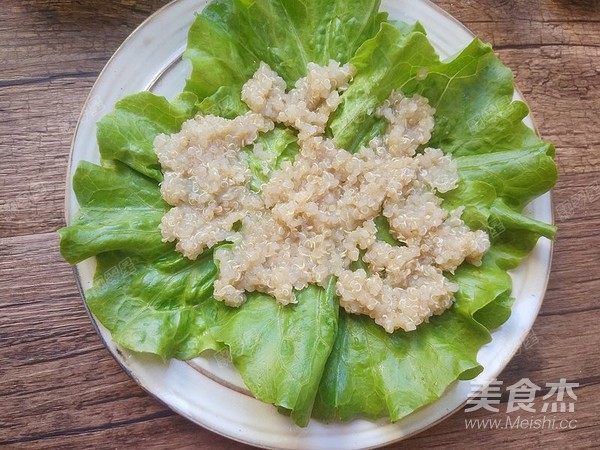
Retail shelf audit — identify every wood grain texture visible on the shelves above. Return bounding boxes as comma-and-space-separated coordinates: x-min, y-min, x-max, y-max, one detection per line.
1, 0, 598, 448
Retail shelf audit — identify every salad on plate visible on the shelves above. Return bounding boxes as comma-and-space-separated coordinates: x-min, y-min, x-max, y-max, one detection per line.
59, 0, 557, 428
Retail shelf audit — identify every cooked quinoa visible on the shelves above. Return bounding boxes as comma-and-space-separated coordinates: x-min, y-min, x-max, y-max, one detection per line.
154, 61, 490, 333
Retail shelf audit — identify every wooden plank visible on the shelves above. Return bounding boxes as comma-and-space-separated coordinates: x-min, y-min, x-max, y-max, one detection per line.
542, 215, 600, 317
435, 0, 600, 24
0, 0, 170, 240
0, 79, 90, 238
4, 413, 250, 449
0, 233, 165, 442
469, 19, 600, 49
496, 47, 600, 152
0, 1, 170, 82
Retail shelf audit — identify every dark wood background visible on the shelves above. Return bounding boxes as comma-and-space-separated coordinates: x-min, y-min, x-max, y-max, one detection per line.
1, 0, 599, 448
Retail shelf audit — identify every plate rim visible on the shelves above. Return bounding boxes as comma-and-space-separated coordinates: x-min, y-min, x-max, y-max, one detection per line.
63, 0, 555, 448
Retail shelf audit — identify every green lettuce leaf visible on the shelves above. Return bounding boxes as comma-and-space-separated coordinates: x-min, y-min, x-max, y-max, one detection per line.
489, 198, 556, 239
89, 249, 221, 360
97, 92, 197, 181
487, 229, 545, 271
441, 180, 496, 231
183, 0, 257, 98
185, 0, 387, 96
59, 162, 222, 359
473, 292, 514, 332
197, 85, 247, 118
450, 258, 513, 319
213, 279, 339, 426
225, 0, 386, 85
313, 310, 490, 421
330, 24, 439, 152
244, 127, 299, 191
414, 40, 543, 157
59, 161, 168, 263
455, 145, 557, 210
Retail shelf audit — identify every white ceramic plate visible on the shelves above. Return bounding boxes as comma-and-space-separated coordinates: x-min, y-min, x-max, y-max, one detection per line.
66, 0, 554, 448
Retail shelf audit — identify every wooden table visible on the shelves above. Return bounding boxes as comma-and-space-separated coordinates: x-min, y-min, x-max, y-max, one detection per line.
1, 0, 599, 448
